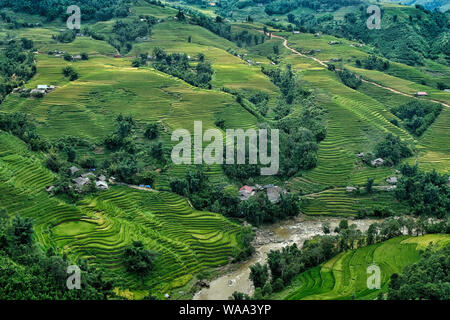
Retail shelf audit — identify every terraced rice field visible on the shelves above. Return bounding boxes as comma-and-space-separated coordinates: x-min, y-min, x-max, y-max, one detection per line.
1, 54, 258, 141
272, 235, 450, 300
292, 70, 409, 189
0, 133, 244, 296
302, 188, 409, 216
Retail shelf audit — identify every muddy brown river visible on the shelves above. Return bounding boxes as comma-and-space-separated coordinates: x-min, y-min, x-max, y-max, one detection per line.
194, 215, 381, 300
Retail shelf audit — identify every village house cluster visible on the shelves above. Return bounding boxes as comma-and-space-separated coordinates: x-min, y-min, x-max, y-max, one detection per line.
46, 166, 112, 194
239, 184, 287, 203
13, 84, 56, 97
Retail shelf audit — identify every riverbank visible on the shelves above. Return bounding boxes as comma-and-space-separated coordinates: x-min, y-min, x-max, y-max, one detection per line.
194, 215, 382, 300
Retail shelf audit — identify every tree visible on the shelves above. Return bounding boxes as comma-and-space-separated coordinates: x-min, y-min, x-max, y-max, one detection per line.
124, 241, 157, 276
262, 282, 273, 296
9, 216, 33, 246
339, 219, 349, 230
144, 123, 159, 139
176, 10, 185, 21
366, 178, 374, 193
214, 118, 225, 129
131, 58, 141, 67
81, 52, 89, 60
63, 53, 73, 61
249, 263, 269, 288
272, 278, 284, 292
273, 44, 280, 55
322, 222, 331, 234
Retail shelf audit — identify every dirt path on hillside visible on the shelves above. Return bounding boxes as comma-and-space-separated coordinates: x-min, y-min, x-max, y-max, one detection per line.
263, 31, 450, 109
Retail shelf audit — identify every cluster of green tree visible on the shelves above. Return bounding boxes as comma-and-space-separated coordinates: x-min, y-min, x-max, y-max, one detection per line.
232, 227, 256, 262
0, 0, 131, 22
264, 0, 361, 15
391, 101, 442, 136
124, 241, 157, 276
0, 112, 48, 151
151, 48, 214, 88
234, 29, 266, 47
62, 66, 78, 81
102, 114, 163, 185
248, 91, 270, 116
37, 114, 162, 199
171, 7, 267, 48
237, 216, 450, 299
260, 65, 326, 176
0, 10, 42, 29
340, 7, 447, 65
337, 69, 362, 89
170, 167, 300, 226
277, 4, 449, 66
143, 0, 165, 7
395, 164, 449, 218
355, 54, 390, 71
360, 133, 412, 166
387, 245, 450, 300
0, 212, 116, 299
53, 29, 76, 43
108, 17, 158, 54
0, 39, 36, 102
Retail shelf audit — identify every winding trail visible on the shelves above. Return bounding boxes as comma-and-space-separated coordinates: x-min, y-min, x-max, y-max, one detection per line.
265, 32, 450, 108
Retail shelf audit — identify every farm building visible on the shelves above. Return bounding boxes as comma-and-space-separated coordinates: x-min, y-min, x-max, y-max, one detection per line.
266, 186, 287, 203
96, 181, 109, 190
69, 166, 80, 175
239, 185, 255, 201
239, 185, 254, 193
386, 177, 398, 185
73, 177, 90, 189
371, 158, 385, 167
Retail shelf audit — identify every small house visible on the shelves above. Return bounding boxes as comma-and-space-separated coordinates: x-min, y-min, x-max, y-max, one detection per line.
145, 185, 151, 189
239, 190, 254, 201
346, 186, 357, 193
386, 177, 398, 185
81, 172, 95, 179
328, 41, 341, 45
96, 181, 109, 190
357, 152, 365, 158
98, 174, 106, 182
73, 177, 90, 189
69, 166, 80, 175
72, 54, 82, 60
239, 185, 254, 193
415, 92, 428, 97
266, 186, 287, 203
371, 158, 385, 167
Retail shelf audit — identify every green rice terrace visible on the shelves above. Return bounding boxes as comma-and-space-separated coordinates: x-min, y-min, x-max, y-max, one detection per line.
271, 234, 450, 300
0, 0, 448, 301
